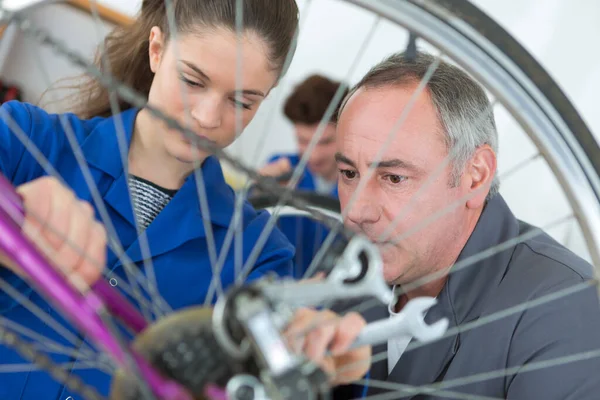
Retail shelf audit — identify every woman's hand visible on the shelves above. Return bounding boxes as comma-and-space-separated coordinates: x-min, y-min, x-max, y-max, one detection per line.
0, 176, 107, 290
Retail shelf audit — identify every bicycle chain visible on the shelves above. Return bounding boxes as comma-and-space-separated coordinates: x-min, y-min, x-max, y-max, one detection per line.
7, 9, 353, 240
0, 324, 106, 400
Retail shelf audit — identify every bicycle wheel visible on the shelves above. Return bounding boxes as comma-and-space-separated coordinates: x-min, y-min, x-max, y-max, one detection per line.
0, 0, 598, 400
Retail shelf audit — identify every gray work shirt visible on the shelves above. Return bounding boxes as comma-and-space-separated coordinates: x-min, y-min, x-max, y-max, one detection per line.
334, 194, 600, 399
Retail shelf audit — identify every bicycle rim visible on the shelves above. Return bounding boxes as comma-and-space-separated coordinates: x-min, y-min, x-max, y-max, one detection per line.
0, 0, 598, 399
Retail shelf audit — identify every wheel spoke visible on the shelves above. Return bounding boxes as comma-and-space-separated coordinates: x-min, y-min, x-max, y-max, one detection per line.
303, 52, 443, 278
28, 46, 160, 322
0, 278, 95, 354
376, 97, 499, 244
203, 188, 247, 305
0, 1, 597, 397
289, 216, 576, 367
245, 0, 315, 167
0, 317, 99, 363
354, 379, 501, 400
240, 16, 381, 283
0, 360, 113, 374
163, 0, 223, 301
87, 0, 168, 321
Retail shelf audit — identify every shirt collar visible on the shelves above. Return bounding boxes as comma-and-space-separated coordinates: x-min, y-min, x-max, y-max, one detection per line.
80, 107, 236, 229
81, 107, 139, 179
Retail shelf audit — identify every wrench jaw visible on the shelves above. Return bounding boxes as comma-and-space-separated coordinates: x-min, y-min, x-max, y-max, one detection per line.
325, 237, 449, 345
351, 296, 449, 349
404, 298, 450, 343
208, 235, 450, 397
207, 234, 397, 398
258, 234, 395, 309
333, 235, 395, 305
414, 317, 449, 343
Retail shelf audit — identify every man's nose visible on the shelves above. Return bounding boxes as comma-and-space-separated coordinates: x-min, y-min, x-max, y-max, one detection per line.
345, 185, 381, 226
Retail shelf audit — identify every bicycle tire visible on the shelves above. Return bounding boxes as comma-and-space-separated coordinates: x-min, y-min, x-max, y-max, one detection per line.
423, 0, 600, 185
0, 1, 599, 399
51, 0, 600, 397
289, 0, 600, 267
250, 1, 600, 255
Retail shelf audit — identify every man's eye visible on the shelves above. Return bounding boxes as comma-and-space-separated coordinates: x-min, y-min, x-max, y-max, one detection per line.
385, 175, 406, 184
340, 169, 357, 179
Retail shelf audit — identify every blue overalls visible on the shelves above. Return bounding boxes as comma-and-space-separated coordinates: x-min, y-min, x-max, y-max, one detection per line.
264, 153, 338, 278
0, 101, 295, 399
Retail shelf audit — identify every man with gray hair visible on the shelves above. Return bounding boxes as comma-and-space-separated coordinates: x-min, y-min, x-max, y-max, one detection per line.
293, 51, 600, 398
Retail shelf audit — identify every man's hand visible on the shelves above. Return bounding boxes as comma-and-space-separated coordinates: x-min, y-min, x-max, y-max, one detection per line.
0, 176, 106, 290
285, 307, 371, 386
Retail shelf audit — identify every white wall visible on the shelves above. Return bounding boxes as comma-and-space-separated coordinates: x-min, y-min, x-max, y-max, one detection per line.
0, 3, 115, 105
0, 0, 598, 261
229, 0, 600, 261
99, 0, 141, 16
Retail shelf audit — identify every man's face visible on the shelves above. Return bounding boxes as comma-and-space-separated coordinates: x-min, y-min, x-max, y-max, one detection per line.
295, 123, 338, 180
336, 83, 478, 285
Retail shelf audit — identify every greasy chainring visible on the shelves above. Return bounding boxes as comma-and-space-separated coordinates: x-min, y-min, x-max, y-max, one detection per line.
109, 306, 251, 400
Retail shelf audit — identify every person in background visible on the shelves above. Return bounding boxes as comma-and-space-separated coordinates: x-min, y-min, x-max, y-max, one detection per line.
259, 74, 348, 277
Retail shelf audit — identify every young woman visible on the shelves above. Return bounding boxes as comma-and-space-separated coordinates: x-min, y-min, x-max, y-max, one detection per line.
0, 0, 302, 398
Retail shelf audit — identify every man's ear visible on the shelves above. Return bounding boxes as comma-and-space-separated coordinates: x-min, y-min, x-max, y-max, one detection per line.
465, 144, 497, 209
148, 26, 166, 73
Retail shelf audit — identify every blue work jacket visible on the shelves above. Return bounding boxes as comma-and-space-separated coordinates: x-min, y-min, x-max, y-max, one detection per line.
264, 153, 338, 278
0, 101, 294, 400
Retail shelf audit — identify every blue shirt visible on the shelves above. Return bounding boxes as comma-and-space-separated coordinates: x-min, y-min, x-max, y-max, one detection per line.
264, 153, 338, 278
0, 101, 295, 400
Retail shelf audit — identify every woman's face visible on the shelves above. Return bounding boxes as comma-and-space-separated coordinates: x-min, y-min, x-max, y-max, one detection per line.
146, 26, 279, 164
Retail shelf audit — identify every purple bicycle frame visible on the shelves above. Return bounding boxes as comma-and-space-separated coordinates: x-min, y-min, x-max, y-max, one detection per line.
0, 173, 198, 400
